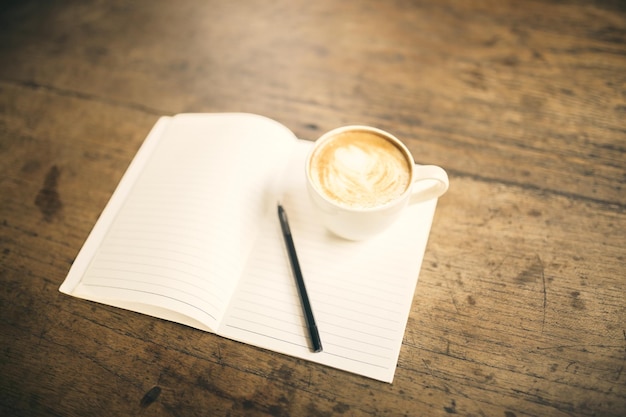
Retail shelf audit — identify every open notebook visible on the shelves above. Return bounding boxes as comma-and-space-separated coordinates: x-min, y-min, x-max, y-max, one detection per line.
60, 113, 440, 383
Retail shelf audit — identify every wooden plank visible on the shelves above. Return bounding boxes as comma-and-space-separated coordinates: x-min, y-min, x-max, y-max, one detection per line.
0, 0, 623, 205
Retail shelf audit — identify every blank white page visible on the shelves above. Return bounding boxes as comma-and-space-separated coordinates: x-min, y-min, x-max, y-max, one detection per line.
221, 139, 437, 382
65, 113, 296, 330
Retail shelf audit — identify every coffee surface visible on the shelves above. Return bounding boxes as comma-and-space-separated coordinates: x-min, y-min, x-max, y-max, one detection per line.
309, 130, 412, 209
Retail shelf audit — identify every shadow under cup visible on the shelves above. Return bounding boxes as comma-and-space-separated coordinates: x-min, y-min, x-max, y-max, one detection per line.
305, 126, 449, 241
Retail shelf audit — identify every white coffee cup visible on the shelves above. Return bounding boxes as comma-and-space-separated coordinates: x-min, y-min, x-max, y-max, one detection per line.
305, 126, 449, 240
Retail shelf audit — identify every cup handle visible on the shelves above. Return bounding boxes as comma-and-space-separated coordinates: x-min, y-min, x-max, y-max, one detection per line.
409, 165, 449, 204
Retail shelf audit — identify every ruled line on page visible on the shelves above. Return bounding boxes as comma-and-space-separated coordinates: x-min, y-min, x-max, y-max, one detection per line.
81, 284, 218, 322
224, 325, 309, 349
85, 269, 225, 310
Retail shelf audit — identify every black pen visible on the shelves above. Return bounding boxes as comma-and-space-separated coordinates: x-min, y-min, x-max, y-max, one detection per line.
277, 203, 323, 353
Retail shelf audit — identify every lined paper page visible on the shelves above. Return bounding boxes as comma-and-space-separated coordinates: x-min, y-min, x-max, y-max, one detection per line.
68, 114, 296, 330
61, 114, 440, 382
221, 140, 437, 382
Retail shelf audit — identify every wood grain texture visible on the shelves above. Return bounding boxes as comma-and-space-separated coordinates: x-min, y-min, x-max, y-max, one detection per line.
1, 0, 624, 416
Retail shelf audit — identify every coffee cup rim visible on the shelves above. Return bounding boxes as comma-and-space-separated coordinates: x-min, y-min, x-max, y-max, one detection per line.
306, 125, 415, 213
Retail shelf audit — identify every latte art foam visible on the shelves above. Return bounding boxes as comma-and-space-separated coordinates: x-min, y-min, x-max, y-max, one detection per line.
309, 131, 412, 209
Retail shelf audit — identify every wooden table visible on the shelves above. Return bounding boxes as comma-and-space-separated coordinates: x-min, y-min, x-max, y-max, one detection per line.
1, 1, 624, 416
